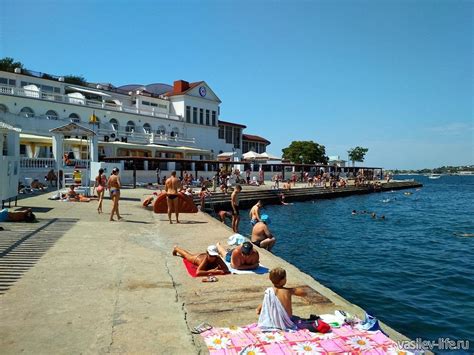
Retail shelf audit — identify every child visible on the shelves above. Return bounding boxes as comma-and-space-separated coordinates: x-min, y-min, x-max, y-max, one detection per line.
256, 267, 329, 333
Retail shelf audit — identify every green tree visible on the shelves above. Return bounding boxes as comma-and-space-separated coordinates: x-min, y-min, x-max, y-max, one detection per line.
63, 75, 87, 86
0, 57, 24, 72
348, 146, 369, 166
282, 141, 328, 164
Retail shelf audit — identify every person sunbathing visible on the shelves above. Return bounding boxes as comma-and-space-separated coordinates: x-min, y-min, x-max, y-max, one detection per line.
172, 245, 230, 276
256, 267, 329, 333
0, 208, 36, 223
216, 241, 259, 270
67, 185, 79, 201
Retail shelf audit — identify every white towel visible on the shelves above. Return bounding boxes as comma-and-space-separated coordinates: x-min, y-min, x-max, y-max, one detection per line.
257, 287, 297, 331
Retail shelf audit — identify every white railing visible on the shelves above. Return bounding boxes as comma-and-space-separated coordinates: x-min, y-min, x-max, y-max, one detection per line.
20, 157, 56, 169
0, 85, 182, 121
20, 157, 90, 169
97, 128, 196, 145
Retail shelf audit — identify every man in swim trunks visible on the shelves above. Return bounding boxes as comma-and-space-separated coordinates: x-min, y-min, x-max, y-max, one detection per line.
172, 245, 230, 276
231, 184, 242, 232
217, 210, 232, 223
165, 171, 182, 224
249, 200, 263, 225
0, 208, 36, 223
252, 220, 276, 251
216, 241, 259, 270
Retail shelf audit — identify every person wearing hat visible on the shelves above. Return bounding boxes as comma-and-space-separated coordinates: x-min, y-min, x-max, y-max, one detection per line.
172, 244, 230, 277
216, 241, 259, 270
251, 216, 276, 252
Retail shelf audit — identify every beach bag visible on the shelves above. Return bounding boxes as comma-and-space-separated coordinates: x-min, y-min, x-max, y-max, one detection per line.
315, 319, 331, 333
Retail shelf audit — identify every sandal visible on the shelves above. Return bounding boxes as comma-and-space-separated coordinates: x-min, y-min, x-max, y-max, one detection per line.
191, 322, 213, 334
202, 276, 218, 282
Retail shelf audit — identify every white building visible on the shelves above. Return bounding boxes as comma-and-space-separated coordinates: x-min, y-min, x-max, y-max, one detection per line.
0, 67, 269, 182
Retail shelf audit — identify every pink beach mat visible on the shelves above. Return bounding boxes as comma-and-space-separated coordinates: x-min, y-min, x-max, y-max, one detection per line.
200, 323, 411, 354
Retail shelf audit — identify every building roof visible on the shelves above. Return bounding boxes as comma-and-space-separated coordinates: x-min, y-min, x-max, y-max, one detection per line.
218, 120, 247, 128
242, 134, 270, 144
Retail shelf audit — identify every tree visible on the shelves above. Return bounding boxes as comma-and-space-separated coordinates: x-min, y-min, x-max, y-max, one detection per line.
348, 146, 369, 166
63, 75, 87, 86
0, 57, 24, 72
282, 141, 328, 164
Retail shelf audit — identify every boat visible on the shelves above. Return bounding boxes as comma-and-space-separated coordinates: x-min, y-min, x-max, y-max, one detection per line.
428, 174, 441, 179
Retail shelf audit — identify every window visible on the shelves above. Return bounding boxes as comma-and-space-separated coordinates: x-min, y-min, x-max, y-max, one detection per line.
233, 128, 241, 149
212, 111, 216, 126
186, 106, 191, 123
0, 104, 8, 113
69, 113, 80, 123
142, 101, 150, 106
218, 125, 224, 139
126, 120, 135, 133
109, 118, 119, 130
193, 107, 197, 124
0, 77, 15, 86
171, 127, 179, 137
225, 126, 233, 144
243, 141, 249, 153
206, 110, 210, 125
199, 109, 203, 125
45, 110, 58, 120
143, 123, 152, 133
158, 104, 167, 109
157, 125, 166, 135
150, 103, 158, 107
20, 107, 34, 118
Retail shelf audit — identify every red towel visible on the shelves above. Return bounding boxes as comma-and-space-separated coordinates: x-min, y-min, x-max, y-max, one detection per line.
183, 258, 198, 277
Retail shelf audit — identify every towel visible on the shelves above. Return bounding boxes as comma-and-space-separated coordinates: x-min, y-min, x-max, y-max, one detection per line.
183, 259, 198, 277
258, 287, 297, 332
224, 261, 269, 275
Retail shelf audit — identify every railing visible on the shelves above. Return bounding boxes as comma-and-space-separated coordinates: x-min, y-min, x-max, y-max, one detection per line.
20, 158, 56, 169
96, 128, 196, 145
0, 85, 181, 121
20, 157, 90, 169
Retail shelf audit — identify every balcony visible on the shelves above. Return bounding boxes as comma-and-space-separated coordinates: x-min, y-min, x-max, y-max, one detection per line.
0, 85, 181, 121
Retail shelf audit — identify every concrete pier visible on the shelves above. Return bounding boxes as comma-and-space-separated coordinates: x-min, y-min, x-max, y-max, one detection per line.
0, 186, 413, 354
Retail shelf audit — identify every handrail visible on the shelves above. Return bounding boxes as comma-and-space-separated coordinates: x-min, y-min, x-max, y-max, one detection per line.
0, 85, 181, 121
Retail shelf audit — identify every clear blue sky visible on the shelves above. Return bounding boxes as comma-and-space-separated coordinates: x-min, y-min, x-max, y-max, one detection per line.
1, 0, 472, 169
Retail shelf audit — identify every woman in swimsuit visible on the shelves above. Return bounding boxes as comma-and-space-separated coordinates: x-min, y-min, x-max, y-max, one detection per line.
172, 245, 230, 277
95, 168, 107, 214
107, 168, 122, 221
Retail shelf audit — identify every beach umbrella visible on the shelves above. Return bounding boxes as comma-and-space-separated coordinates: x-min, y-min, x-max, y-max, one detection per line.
242, 150, 261, 160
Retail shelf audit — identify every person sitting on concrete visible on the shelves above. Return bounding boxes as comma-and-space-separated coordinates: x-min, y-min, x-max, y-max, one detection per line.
216, 241, 259, 270
172, 245, 230, 277
0, 208, 36, 223
67, 185, 79, 201
256, 267, 329, 333
46, 169, 57, 187
251, 215, 276, 251
30, 179, 46, 191
217, 210, 232, 223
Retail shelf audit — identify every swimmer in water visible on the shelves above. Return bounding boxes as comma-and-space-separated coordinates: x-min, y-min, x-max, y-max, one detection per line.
371, 212, 377, 219
351, 210, 357, 215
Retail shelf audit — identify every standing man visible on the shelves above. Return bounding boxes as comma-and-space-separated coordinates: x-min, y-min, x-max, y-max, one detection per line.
165, 171, 181, 224
231, 184, 242, 232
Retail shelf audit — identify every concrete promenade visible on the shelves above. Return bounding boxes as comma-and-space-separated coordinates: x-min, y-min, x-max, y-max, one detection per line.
0, 187, 410, 354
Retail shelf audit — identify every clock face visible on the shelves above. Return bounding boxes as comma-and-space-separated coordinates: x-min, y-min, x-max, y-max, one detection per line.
199, 86, 207, 97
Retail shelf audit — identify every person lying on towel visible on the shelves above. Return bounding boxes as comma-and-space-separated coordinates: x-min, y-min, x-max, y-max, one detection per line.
216, 241, 259, 270
0, 208, 37, 223
172, 245, 230, 277
256, 267, 330, 333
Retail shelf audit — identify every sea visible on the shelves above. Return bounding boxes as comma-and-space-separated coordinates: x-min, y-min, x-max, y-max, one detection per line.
229, 175, 474, 353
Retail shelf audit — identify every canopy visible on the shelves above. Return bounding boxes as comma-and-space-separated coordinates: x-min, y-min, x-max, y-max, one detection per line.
50, 122, 96, 137
66, 85, 112, 97
217, 152, 236, 158
242, 150, 261, 160
258, 152, 281, 161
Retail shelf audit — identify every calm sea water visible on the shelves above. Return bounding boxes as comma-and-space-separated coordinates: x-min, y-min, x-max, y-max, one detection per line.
230, 175, 474, 350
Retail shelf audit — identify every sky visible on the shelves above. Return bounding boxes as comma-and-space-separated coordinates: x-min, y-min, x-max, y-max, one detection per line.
0, 0, 472, 169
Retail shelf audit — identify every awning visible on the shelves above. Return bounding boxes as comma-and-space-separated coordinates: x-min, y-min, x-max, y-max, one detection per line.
242, 150, 262, 160
66, 85, 112, 98
20, 134, 93, 144
50, 123, 96, 137
259, 152, 281, 160
102, 141, 211, 155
